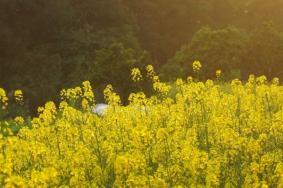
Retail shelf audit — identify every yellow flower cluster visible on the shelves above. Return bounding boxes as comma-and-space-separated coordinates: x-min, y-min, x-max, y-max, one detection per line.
104, 84, 121, 106
61, 86, 82, 102
131, 68, 142, 82
0, 73, 282, 187
14, 116, 24, 125
14, 90, 23, 103
60, 81, 94, 110
0, 88, 8, 109
216, 69, 222, 79
192, 60, 202, 72
146, 65, 155, 79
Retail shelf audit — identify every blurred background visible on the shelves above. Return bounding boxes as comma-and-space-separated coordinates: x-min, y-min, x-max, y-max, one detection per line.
0, 0, 282, 111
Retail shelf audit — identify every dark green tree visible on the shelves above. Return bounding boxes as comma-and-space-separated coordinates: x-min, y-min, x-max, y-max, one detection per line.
161, 26, 248, 80
243, 23, 283, 79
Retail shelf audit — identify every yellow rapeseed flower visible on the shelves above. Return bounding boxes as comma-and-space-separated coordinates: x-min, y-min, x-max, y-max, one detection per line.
192, 60, 202, 72
216, 70, 222, 78
0, 88, 8, 109
131, 68, 142, 82
0, 67, 282, 187
14, 90, 23, 103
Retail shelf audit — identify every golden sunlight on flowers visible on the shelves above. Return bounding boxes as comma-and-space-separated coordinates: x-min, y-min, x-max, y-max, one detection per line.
0, 73, 282, 187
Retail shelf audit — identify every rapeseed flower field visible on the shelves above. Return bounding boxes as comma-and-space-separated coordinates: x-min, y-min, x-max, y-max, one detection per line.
0, 64, 282, 187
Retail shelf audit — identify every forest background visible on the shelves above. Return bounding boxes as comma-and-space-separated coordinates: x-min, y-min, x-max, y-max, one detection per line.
1, 0, 283, 113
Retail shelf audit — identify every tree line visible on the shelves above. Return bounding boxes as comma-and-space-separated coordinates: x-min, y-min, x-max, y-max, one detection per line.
0, 0, 283, 111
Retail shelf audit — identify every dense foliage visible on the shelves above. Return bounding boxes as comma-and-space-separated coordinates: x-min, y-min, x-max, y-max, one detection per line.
1, 0, 283, 108
162, 24, 283, 81
0, 64, 282, 187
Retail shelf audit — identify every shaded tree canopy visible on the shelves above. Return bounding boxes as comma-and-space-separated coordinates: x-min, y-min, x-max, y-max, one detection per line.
0, 0, 283, 110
